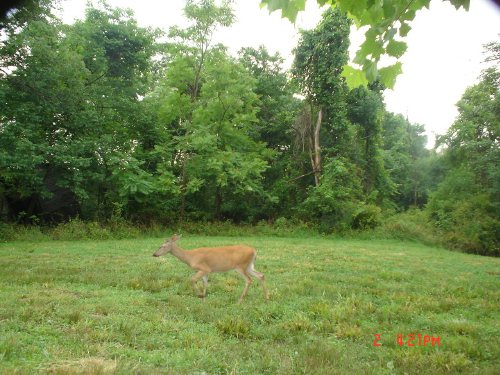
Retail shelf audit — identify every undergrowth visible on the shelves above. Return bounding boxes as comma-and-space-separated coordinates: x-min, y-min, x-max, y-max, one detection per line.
0, 210, 497, 256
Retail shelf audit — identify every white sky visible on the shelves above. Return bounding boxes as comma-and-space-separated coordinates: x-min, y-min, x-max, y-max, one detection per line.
59, 0, 500, 147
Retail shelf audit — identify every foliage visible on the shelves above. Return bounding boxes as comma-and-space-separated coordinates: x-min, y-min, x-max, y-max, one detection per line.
0, 2, 158, 221
382, 112, 434, 209
292, 8, 351, 185
365, 208, 441, 246
260, 0, 471, 89
300, 157, 364, 232
347, 83, 395, 203
427, 43, 499, 256
427, 168, 499, 256
1, 0, 497, 256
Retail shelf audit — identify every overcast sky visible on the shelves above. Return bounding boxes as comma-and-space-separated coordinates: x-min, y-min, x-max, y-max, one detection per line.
59, 0, 500, 147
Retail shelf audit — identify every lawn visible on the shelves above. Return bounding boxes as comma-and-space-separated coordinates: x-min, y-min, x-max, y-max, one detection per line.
0, 236, 499, 374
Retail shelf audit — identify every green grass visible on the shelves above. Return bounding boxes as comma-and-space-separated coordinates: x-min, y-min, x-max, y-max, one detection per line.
0, 236, 499, 374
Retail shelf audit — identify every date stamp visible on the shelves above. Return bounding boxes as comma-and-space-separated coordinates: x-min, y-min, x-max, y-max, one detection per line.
373, 333, 441, 347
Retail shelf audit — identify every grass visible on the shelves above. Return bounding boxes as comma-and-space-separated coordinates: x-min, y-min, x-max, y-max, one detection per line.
0, 236, 499, 374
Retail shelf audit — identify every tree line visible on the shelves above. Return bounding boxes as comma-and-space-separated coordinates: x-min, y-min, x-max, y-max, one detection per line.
0, 0, 498, 255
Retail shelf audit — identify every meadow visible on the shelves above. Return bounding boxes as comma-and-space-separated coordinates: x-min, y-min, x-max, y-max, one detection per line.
0, 236, 499, 374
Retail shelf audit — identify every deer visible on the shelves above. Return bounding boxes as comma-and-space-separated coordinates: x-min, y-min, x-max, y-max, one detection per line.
152, 234, 269, 303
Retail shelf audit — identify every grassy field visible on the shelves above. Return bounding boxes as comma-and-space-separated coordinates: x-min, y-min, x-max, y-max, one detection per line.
0, 236, 499, 374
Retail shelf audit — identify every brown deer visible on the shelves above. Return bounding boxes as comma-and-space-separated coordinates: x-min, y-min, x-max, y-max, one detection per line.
153, 234, 269, 303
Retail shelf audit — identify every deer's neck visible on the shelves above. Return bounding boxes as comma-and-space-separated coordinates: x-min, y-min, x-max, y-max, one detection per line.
170, 245, 194, 267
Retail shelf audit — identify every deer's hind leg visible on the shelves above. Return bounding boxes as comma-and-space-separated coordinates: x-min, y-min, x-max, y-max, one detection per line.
248, 263, 269, 300
235, 268, 252, 303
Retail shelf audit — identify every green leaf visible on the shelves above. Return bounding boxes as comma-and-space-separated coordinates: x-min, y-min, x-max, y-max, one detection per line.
260, 0, 306, 23
355, 29, 384, 62
341, 65, 368, 89
363, 60, 378, 82
379, 62, 403, 89
382, 2, 396, 19
384, 28, 397, 42
386, 40, 407, 58
447, 0, 470, 10
399, 22, 412, 37
338, 0, 368, 18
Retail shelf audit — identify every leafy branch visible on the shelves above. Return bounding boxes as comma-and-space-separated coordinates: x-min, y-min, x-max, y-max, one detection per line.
260, 0, 470, 89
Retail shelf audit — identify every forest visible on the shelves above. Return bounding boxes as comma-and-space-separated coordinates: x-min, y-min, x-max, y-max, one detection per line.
0, 0, 498, 256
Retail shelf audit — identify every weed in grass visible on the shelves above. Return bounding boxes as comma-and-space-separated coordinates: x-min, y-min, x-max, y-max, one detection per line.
216, 317, 251, 339
66, 311, 82, 325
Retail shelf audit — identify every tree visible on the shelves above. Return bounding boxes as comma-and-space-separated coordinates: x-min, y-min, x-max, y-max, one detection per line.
292, 7, 350, 185
160, 0, 235, 220
238, 46, 302, 218
347, 83, 394, 202
152, 1, 272, 221
427, 42, 499, 255
0, 0, 54, 30
0, 2, 158, 221
260, 0, 471, 89
381, 112, 430, 209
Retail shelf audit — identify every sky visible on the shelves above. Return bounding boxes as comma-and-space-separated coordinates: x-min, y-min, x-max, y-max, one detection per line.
59, 0, 500, 147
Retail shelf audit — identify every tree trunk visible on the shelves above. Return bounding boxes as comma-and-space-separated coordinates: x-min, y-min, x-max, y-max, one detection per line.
215, 186, 222, 220
180, 157, 187, 222
310, 107, 322, 186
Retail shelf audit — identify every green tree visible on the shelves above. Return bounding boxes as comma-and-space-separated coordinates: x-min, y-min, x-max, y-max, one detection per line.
382, 112, 431, 209
238, 46, 302, 219
347, 83, 394, 203
158, 0, 235, 220
0, 15, 90, 220
427, 42, 499, 255
0, 2, 158, 221
292, 7, 351, 185
152, 1, 271, 221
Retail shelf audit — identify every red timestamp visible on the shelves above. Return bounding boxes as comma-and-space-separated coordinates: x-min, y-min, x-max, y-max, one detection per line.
373, 333, 441, 347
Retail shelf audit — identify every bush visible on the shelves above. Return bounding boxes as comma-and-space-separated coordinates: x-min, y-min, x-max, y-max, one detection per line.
299, 158, 364, 233
351, 204, 382, 230
426, 168, 499, 256
364, 209, 441, 247
0, 223, 49, 242
50, 218, 143, 241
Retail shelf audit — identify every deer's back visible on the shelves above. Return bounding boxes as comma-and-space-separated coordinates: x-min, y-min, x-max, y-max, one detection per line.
189, 245, 256, 272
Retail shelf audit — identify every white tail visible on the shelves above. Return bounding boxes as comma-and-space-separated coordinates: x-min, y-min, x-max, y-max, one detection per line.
153, 234, 269, 303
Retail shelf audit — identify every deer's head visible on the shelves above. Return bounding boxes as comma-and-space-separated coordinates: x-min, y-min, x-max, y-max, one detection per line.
153, 234, 181, 257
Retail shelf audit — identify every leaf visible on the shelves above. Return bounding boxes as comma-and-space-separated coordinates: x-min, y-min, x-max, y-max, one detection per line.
386, 40, 407, 58
338, 0, 368, 18
379, 62, 403, 89
341, 65, 368, 89
363, 60, 378, 82
399, 22, 412, 37
260, 0, 306, 23
384, 27, 397, 42
447, 0, 470, 10
382, 2, 396, 19
355, 29, 384, 63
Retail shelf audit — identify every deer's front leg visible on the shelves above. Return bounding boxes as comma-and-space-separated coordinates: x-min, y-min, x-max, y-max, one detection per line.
191, 270, 208, 300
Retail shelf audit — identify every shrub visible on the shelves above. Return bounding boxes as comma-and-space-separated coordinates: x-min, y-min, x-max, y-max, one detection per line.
365, 209, 441, 247
426, 168, 499, 256
0, 223, 49, 242
351, 204, 382, 230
